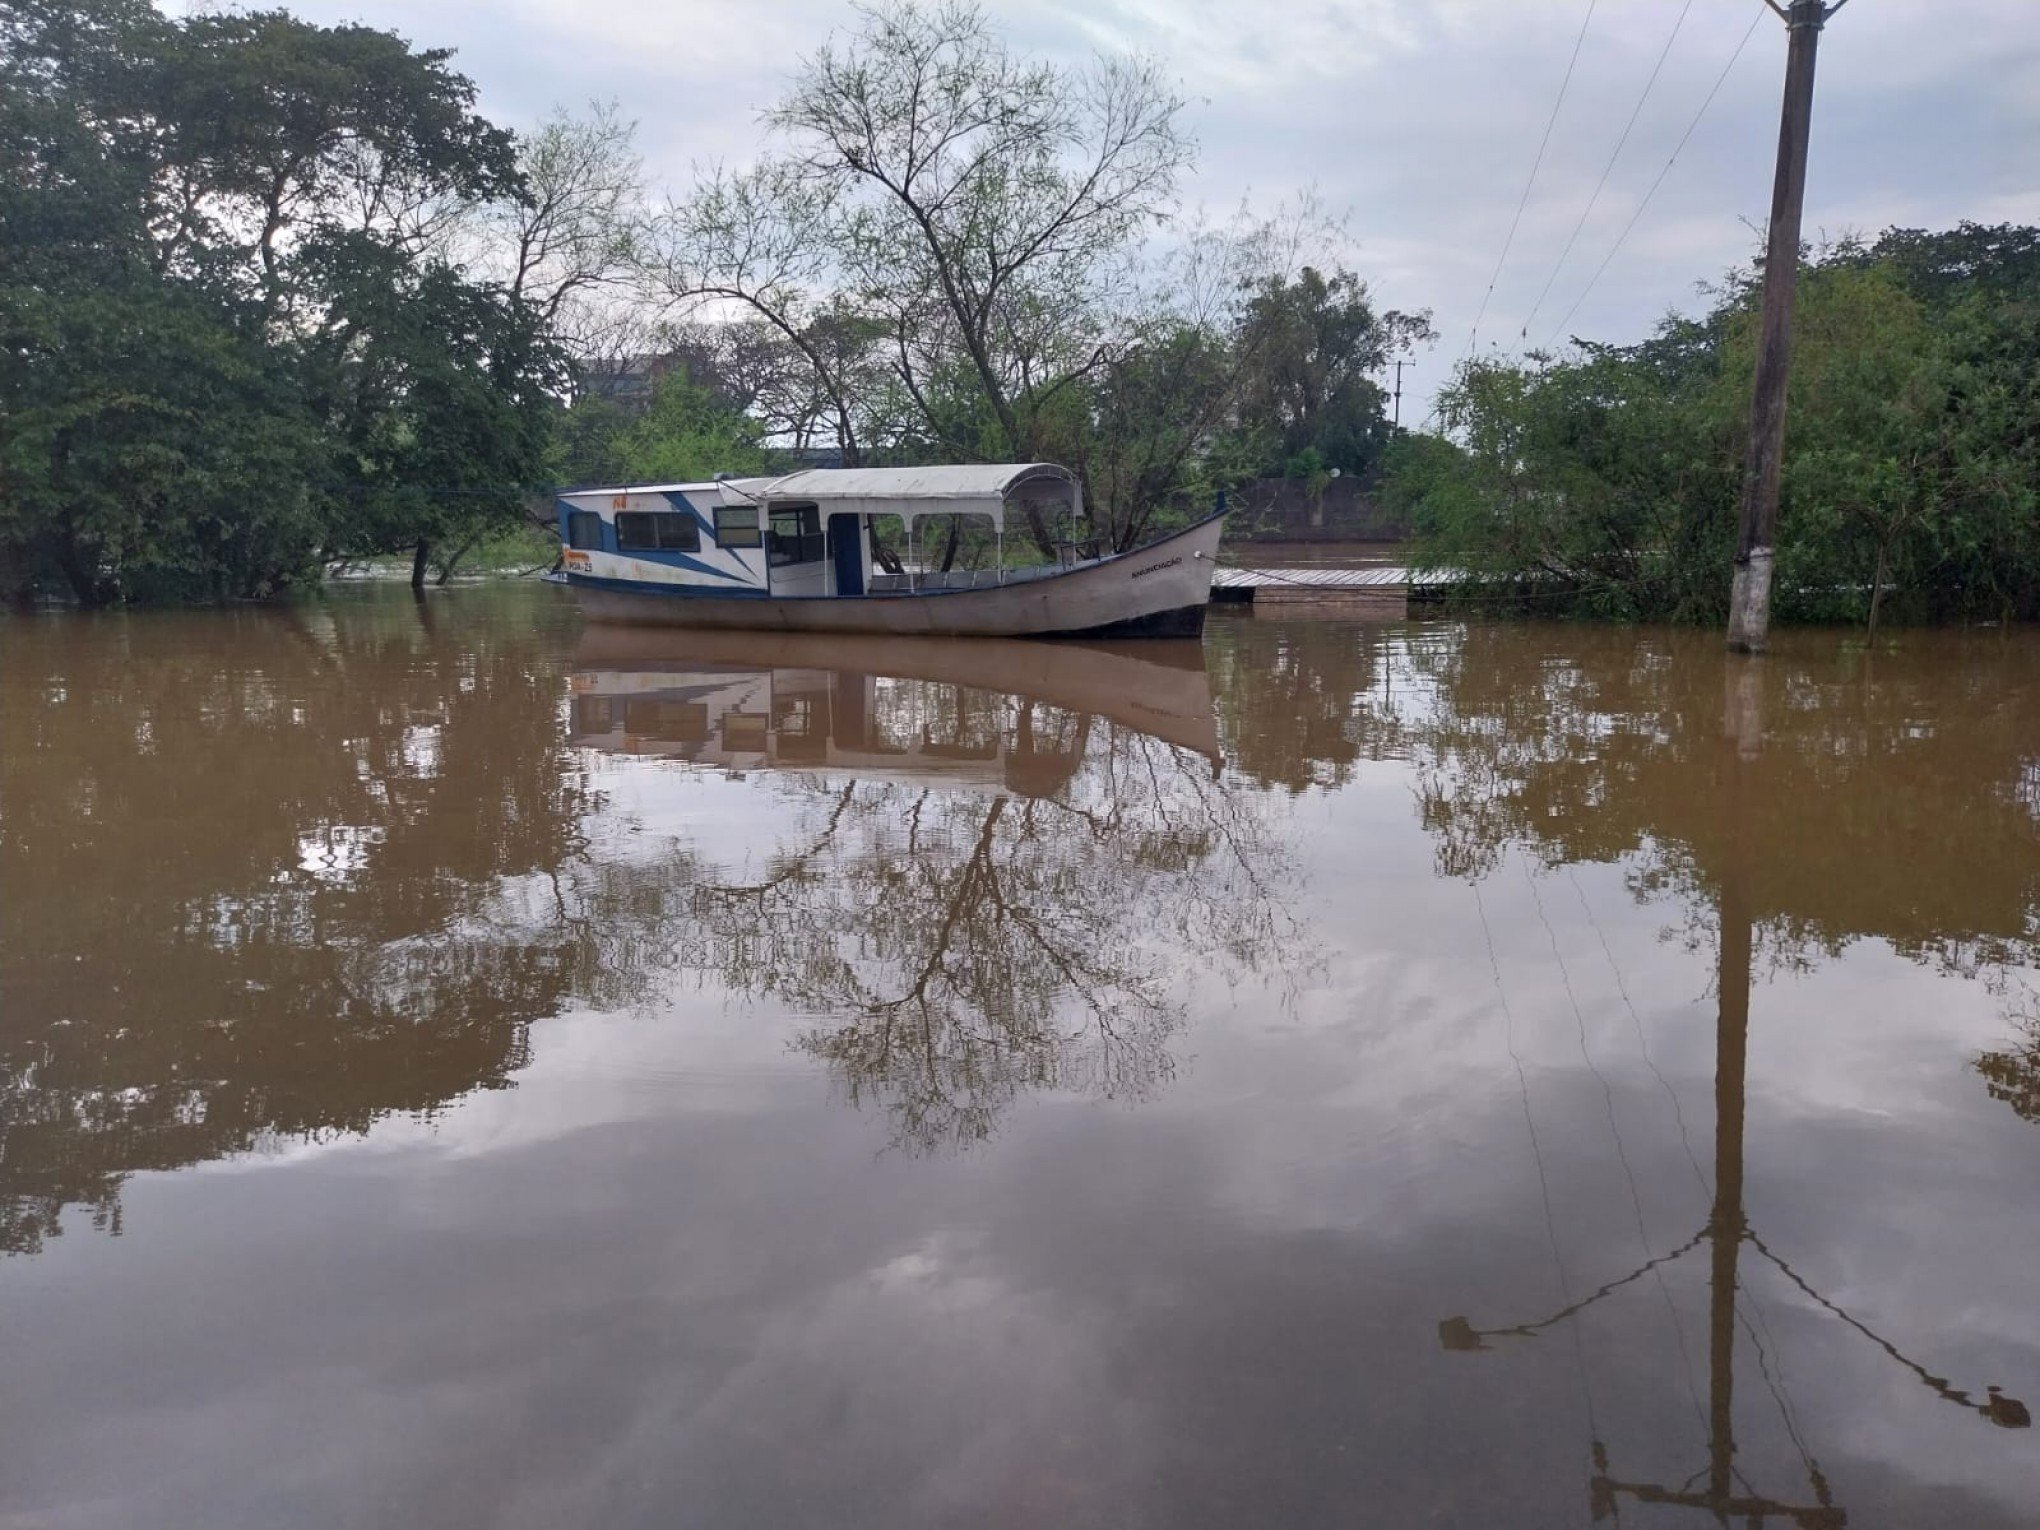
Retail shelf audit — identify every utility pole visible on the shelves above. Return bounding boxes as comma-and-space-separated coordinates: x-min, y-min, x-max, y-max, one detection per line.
1392, 359, 1409, 429
1727, 0, 1850, 655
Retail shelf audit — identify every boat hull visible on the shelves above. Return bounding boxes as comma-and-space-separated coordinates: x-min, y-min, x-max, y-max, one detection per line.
567, 514, 1225, 639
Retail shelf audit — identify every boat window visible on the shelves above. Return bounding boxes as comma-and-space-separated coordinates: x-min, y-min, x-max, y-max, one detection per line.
714, 505, 761, 548
566, 511, 605, 551
624, 698, 709, 742
723, 712, 768, 752
767, 504, 824, 566
615, 512, 701, 553
572, 696, 619, 735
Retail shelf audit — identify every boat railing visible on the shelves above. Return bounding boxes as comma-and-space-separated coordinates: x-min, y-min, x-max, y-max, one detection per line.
1055, 535, 1107, 568
871, 562, 1080, 595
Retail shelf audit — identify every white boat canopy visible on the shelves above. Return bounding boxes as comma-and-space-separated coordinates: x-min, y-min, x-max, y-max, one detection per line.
714, 463, 1080, 536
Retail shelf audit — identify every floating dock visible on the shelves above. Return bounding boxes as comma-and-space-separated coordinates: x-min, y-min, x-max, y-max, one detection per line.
1211, 565, 1458, 617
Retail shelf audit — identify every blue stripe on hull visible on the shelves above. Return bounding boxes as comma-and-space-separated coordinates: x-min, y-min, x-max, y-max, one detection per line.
566, 573, 770, 600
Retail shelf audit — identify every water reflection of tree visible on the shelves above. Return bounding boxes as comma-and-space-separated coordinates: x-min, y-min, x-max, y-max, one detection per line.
1392, 625, 2040, 1119
1401, 626, 2038, 949
1976, 990, 2040, 1126
1429, 635, 2038, 1522
572, 714, 1291, 1155
0, 589, 593, 1253
3, 592, 1301, 1252
1207, 616, 1410, 792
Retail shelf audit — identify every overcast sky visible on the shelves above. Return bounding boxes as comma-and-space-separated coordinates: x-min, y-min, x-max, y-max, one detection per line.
276, 0, 2038, 421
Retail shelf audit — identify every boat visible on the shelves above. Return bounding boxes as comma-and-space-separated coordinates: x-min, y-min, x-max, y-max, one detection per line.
553, 463, 1223, 639
568, 627, 1223, 793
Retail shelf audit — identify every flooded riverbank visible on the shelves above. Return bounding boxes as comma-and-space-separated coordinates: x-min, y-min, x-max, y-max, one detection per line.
3, 585, 2036, 1527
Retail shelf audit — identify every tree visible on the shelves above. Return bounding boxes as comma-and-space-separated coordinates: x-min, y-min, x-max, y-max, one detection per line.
1387, 225, 2040, 627
0, 0, 328, 602
300, 231, 566, 586
148, 8, 521, 308
0, 271, 328, 604
1726, 266, 1952, 634
458, 100, 649, 365
610, 368, 773, 485
1392, 339, 1733, 620
0, 1, 568, 602
656, 0, 1193, 551
1226, 266, 1433, 481
1060, 208, 1355, 550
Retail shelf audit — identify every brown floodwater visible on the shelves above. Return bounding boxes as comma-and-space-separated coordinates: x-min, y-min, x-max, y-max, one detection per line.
3, 584, 2037, 1529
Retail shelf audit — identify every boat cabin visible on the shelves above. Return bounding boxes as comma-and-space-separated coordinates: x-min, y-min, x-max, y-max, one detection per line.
554, 463, 1089, 602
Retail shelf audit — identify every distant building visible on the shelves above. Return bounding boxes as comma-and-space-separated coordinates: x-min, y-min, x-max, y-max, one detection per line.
577, 353, 679, 411
773, 445, 845, 471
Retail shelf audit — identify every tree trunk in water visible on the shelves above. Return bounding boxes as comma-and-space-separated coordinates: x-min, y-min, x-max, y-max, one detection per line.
57, 531, 112, 607
938, 516, 962, 573
436, 533, 480, 586
1866, 542, 1890, 640
410, 539, 431, 591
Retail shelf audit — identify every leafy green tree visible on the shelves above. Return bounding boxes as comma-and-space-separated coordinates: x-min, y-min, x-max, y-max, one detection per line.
1, 1, 325, 602
0, 275, 328, 604
548, 361, 830, 497
0, 0, 566, 602
1387, 224, 2040, 626
296, 230, 564, 583
551, 392, 635, 488
1392, 338, 1734, 619
1225, 266, 1432, 481
610, 368, 772, 485
1718, 266, 1952, 632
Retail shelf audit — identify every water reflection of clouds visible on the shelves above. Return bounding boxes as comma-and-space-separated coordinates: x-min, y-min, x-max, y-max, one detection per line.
293, 823, 387, 881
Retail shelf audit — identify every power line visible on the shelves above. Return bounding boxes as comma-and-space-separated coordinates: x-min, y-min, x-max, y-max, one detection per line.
1473, 872, 1605, 1466
1521, 0, 1698, 341
1463, 0, 1600, 358
1543, 3, 1768, 350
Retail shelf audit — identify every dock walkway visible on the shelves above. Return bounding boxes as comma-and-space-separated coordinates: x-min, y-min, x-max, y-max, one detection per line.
1211, 564, 1460, 616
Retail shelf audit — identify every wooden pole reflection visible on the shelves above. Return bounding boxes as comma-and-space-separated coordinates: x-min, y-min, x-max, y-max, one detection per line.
1440, 661, 2029, 1525
1587, 692, 1842, 1525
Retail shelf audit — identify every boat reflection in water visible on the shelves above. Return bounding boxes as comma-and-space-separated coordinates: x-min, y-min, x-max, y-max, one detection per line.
568, 627, 1223, 793
567, 626, 1279, 1154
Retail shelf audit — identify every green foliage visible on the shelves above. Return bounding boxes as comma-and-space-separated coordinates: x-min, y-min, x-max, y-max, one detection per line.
612, 369, 771, 484
1063, 320, 1244, 549
1388, 224, 2040, 625
551, 392, 635, 488
552, 369, 771, 488
0, 0, 562, 604
0, 273, 328, 603
1223, 266, 1434, 483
